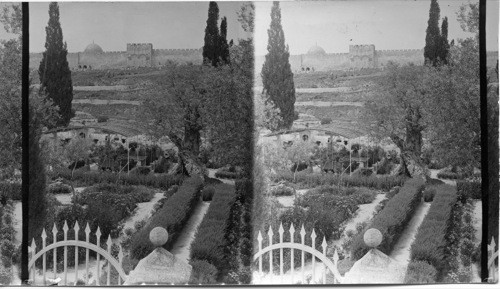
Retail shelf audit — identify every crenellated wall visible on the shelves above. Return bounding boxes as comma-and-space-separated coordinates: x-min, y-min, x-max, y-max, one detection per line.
29, 43, 202, 70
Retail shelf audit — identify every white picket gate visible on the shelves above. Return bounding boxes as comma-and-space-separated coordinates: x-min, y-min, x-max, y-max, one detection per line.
28, 220, 127, 286
488, 237, 499, 283
253, 223, 344, 284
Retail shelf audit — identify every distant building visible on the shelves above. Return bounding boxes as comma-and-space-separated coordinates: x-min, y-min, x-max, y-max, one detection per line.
30, 42, 202, 70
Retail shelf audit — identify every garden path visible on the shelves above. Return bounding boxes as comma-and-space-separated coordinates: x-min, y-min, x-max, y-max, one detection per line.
389, 201, 431, 271
120, 192, 164, 234
170, 201, 210, 262
429, 169, 456, 186
276, 188, 309, 207
207, 169, 235, 185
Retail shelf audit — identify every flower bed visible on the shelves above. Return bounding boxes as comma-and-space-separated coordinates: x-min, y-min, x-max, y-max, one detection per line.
51, 169, 183, 190
270, 171, 405, 191
350, 178, 424, 260
190, 183, 237, 282
129, 176, 203, 260
408, 184, 458, 281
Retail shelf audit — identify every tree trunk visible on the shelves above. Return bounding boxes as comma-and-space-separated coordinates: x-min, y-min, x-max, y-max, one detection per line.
390, 134, 428, 181
167, 132, 206, 178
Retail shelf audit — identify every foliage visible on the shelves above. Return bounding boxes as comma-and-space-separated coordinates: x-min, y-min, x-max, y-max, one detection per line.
351, 178, 424, 260
404, 260, 438, 283
254, 93, 283, 131
189, 260, 219, 284
261, 1, 296, 129
0, 182, 21, 201
203, 2, 224, 67
38, 2, 74, 127
129, 176, 203, 259
190, 183, 236, 278
46, 182, 72, 195
270, 170, 406, 191
269, 183, 295, 196
320, 118, 332, 125
436, 171, 466, 180
410, 184, 457, 277
456, 181, 481, 202
423, 187, 436, 202
424, 0, 444, 66
51, 168, 183, 190
201, 185, 216, 201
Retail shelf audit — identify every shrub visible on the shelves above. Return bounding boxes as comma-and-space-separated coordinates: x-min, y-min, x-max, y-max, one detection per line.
0, 182, 21, 201
0, 267, 11, 285
202, 186, 216, 201
165, 185, 179, 197
47, 182, 72, 195
134, 166, 151, 175
0, 240, 15, 267
189, 260, 218, 284
423, 187, 436, 202
320, 118, 332, 125
409, 184, 457, 276
404, 260, 438, 283
130, 176, 203, 259
190, 184, 236, 276
269, 184, 295, 196
456, 181, 481, 202
351, 178, 424, 260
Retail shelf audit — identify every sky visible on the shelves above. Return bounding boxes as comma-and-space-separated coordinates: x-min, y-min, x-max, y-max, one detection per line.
255, 0, 499, 55
25, 1, 246, 53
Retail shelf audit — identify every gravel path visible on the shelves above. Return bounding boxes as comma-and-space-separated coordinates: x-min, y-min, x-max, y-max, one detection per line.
207, 169, 235, 185
120, 193, 165, 233
170, 201, 210, 262
389, 202, 431, 268
429, 169, 457, 186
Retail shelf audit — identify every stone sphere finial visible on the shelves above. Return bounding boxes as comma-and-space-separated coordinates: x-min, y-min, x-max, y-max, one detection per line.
364, 228, 382, 248
150, 227, 169, 247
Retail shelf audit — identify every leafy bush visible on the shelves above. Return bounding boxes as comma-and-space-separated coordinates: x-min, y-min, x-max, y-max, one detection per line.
190, 184, 236, 276
202, 186, 216, 201
320, 118, 332, 125
97, 116, 109, 123
423, 187, 436, 202
130, 176, 203, 260
456, 181, 481, 202
0, 267, 11, 285
270, 171, 405, 191
51, 169, 183, 190
404, 260, 438, 283
409, 184, 457, 276
269, 184, 295, 196
47, 182, 72, 195
189, 260, 218, 284
351, 178, 424, 260
133, 166, 151, 175
0, 182, 21, 201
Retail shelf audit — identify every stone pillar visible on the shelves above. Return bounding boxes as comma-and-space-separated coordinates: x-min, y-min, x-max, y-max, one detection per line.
343, 228, 406, 283
124, 227, 192, 285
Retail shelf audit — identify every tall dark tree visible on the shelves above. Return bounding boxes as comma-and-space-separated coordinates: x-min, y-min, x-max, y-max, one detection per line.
261, 1, 295, 130
219, 16, 230, 64
39, 2, 74, 128
203, 1, 220, 67
424, 0, 441, 66
439, 17, 450, 64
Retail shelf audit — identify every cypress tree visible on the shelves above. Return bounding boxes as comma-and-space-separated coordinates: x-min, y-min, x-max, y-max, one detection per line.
261, 1, 296, 130
219, 16, 230, 64
203, 1, 220, 66
424, 0, 441, 66
39, 2, 74, 128
440, 17, 450, 64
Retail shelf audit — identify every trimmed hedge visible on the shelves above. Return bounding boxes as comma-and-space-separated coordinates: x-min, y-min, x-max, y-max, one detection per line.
130, 176, 203, 260
214, 171, 243, 179
51, 169, 183, 190
409, 184, 457, 277
351, 178, 424, 260
190, 183, 237, 278
270, 171, 405, 191
0, 182, 21, 201
222, 179, 253, 284
436, 171, 466, 180
456, 181, 481, 202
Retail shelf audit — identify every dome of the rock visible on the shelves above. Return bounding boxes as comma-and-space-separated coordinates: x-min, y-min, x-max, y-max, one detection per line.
307, 45, 326, 55
83, 42, 104, 54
